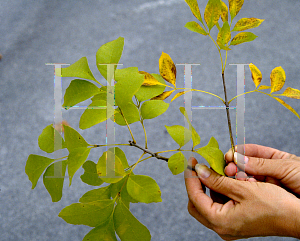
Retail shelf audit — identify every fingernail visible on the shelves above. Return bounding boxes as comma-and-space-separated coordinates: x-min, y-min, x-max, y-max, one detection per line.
234, 152, 248, 165
195, 164, 211, 178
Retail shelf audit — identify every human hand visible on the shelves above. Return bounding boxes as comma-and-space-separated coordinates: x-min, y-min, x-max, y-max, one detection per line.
185, 157, 300, 240
224, 144, 300, 196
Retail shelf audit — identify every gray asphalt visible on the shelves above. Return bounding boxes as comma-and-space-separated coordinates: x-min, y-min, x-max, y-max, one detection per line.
1, 0, 300, 240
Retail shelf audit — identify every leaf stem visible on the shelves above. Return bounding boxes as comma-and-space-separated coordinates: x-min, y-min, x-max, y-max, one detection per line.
228, 90, 257, 104
190, 89, 225, 104
141, 120, 148, 149
92, 143, 131, 148
222, 72, 235, 156
119, 108, 136, 144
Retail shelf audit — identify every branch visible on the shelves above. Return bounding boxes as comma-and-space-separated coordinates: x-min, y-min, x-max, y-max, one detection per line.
129, 140, 168, 162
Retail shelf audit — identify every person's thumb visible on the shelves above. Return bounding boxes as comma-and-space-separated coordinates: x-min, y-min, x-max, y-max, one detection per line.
195, 164, 244, 202
235, 152, 295, 180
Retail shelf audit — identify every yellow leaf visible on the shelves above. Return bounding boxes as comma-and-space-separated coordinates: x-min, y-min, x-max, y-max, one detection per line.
151, 90, 175, 100
228, 0, 244, 20
171, 91, 191, 102
220, 0, 228, 22
139, 71, 167, 86
281, 87, 300, 99
249, 63, 262, 88
217, 21, 231, 47
273, 97, 300, 119
257, 85, 271, 90
184, 0, 203, 23
270, 66, 286, 93
232, 18, 264, 31
159, 52, 176, 87
184, 21, 208, 36
204, 0, 222, 31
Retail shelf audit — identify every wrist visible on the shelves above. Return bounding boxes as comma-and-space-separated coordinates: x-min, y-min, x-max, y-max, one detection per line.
280, 198, 300, 238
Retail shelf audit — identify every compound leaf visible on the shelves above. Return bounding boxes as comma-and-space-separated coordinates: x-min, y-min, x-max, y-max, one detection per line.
68, 147, 91, 186
230, 32, 257, 45
127, 175, 162, 203
232, 18, 264, 32
165, 125, 192, 148
184, 0, 203, 23
281, 87, 300, 99
141, 100, 169, 120
96, 37, 124, 81
184, 21, 208, 36
204, 0, 221, 31
64, 125, 89, 151
79, 185, 111, 203
60, 57, 97, 83
25, 155, 55, 189
80, 161, 104, 186
63, 79, 100, 108
159, 52, 176, 87
110, 176, 139, 203
38, 124, 66, 153
270, 66, 286, 93
168, 152, 187, 175
114, 200, 151, 241
43, 160, 67, 202
249, 63, 262, 88
59, 199, 114, 227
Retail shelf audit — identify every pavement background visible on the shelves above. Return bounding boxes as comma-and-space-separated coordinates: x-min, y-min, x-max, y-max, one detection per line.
1, 0, 300, 240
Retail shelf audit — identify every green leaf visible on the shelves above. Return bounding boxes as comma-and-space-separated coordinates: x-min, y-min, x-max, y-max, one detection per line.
280, 87, 300, 99
230, 32, 257, 45
96, 149, 125, 183
196, 138, 225, 175
217, 21, 231, 48
184, 0, 203, 24
168, 152, 187, 175
114, 200, 151, 241
273, 97, 300, 119
141, 100, 169, 120
127, 175, 162, 203
232, 18, 264, 31
207, 136, 219, 148
83, 218, 117, 241
179, 107, 200, 148
228, 0, 244, 20
113, 147, 129, 169
165, 125, 192, 148
110, 176, 139, 203
80, 161, 104, 186
79, 93, 114, 129
114, 67, 144, 108
204, 0, 221, 31
184, 21, 208, 36
135, 73, 166, 102
68, 147, 91, 186
25, 155, 55, 189
96, 37, 124, 80
270, 66, 286, 93
38, 124, 66, 153
60, 57, 98, 83
43, 160, 67, 202
59, 199, 115, 227
79, 185, 111, 203
62, 79, 100, 107
113, 102, 140, 126
64, 125, 89, 151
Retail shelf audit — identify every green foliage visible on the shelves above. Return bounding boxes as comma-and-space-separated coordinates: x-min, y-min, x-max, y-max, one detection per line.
25, 1, 300, 240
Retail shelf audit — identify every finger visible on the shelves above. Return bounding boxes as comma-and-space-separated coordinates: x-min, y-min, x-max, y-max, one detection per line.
195, 164, 245, 202
224, 162, 238, 177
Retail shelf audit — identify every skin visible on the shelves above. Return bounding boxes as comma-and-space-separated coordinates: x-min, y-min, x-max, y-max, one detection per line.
185, 144, 300, 240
